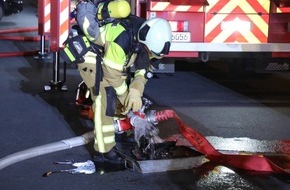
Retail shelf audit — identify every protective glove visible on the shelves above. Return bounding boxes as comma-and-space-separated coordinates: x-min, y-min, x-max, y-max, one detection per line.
124, 89, 142, 112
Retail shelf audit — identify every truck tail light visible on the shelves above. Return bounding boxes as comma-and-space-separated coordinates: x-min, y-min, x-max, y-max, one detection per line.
169, 21, 189, 32
221, 18, 252, 31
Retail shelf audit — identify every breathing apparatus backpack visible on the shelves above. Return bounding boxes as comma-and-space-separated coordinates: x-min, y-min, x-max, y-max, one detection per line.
60, 0, 148, 95
60, 0, 132, 64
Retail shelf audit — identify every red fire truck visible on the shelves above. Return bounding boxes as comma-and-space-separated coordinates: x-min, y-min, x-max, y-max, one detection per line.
130, 0, 290, 72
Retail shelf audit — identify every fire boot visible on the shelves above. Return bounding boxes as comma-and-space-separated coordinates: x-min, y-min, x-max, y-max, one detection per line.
115, 132, 136, 144
93, 146, 124, 165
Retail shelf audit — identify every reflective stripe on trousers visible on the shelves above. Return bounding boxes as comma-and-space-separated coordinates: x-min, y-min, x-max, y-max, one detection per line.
93, 82, 116, 153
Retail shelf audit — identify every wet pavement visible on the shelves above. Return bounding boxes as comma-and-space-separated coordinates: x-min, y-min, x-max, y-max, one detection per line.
1, 1, 290, 190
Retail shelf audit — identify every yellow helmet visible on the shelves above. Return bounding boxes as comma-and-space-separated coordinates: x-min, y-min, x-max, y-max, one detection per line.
138, 18, 172, 59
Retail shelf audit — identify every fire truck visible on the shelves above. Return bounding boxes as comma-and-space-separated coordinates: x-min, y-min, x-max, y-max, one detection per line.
129, 0, 290, 72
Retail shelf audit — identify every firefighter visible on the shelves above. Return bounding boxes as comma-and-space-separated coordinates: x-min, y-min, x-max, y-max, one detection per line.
74, 0, 172, 163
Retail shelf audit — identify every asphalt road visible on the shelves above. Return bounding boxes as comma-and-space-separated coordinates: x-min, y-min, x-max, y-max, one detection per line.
0, 1, 290, 190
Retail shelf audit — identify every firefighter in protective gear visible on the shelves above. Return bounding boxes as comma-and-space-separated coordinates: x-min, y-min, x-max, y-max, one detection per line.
75, 0, 172, 163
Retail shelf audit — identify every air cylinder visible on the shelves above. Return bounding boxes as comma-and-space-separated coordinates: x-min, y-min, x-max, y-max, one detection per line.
97, 0, 131, 20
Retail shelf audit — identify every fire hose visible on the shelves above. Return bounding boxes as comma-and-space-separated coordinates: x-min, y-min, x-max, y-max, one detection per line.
155, 110, 290, 174
0, 51, 39, 58
0, 27, 38, 34
0, 131, 94, 170
0, 35, 39, 41
0, 27, 40, 58
0, 107, 289, 173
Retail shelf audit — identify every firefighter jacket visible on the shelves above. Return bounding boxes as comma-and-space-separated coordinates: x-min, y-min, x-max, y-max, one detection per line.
77, 19, 149, 153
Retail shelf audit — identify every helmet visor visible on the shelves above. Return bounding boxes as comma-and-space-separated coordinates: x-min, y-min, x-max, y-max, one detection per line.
151, 41, 171, 59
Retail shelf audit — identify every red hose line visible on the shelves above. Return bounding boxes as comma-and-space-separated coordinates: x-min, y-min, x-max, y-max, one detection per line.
0, 50, 38, 58
155, 109, 290, 174
0, 27, 41, 57
0, 27, 38, 34
0, 35, 40, 41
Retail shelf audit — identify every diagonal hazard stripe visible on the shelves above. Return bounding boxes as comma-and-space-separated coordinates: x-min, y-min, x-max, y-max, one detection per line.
174, 5, 192, 12
239, 29, 261, 43
211, 29, 234, 43
206, 0, 229, 14
205, 0, 237, 36
219, 30, 260, 43
248, 0, 269, 14
44, 1, 51, 33
238, 0, 268, 36
207, 6, 268, 43
59, 0, 70, 46
151, 2, 170, 11
151, 2, 202, 12
215, 30, 259, 43
205, 0, 269, 43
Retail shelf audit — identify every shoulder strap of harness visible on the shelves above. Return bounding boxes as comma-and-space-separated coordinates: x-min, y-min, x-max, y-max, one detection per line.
90, 43, 104, 95
110, 19, 136, 68
100, 0, 113, 20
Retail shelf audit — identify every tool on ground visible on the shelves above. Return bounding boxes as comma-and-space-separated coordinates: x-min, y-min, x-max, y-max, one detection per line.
42, 160, 96, 177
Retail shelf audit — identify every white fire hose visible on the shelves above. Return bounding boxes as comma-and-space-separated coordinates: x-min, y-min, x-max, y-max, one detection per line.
0, 98, 161, 171
0, 131, 94, 170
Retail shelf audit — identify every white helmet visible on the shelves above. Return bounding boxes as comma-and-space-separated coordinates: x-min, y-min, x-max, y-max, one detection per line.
138, 17, 172, 59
